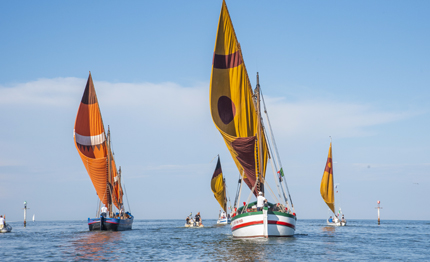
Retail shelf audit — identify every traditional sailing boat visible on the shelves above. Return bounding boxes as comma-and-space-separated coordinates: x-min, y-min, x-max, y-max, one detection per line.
320, 139, 346, 226
211, 156, 231, 224
74, 72, 133, 231
210, 0, 296, 238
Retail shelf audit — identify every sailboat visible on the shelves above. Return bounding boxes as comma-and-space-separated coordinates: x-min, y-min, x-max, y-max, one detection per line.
210, 0, 296, 238
32, 214, 35, 222
74, 72, 133, 231
211, 156, 231, 224
320, 139, 346, 226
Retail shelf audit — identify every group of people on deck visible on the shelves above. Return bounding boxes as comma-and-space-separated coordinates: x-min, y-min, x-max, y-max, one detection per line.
186, 212, 203, 226
100, 205, 130, 219
328, 214, 346, 223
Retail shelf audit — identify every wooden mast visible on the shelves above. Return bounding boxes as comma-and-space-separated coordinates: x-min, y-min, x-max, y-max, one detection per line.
107, 126, 113, 217
255, 72, 264, 194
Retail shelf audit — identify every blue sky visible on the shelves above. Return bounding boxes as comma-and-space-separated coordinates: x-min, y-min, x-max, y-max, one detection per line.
0, 1, 429, 221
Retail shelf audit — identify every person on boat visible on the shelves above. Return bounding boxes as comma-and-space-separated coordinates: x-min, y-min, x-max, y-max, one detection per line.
119, 204, 125, 218
195, 212, 202, 225
0, 215, 4, 229
341, 215, 346, 222
257, 191, 267, 211
186, 216, 190, 225
328, 216, 333, 223
334, 214, 339, 223
101, 206, 108, 218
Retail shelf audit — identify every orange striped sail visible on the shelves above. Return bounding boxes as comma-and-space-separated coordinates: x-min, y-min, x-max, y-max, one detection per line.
210, 0, 268, 197
320, 142, 335, 213
74, 73, 122, 209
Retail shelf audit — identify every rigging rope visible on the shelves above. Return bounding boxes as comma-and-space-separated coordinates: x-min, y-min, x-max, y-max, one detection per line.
124, 184, 131, 214
260, 89, 295, 213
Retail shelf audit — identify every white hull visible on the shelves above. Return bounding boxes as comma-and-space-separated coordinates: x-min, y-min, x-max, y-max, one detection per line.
0, 224, 12, 233
185, 222, 204, 228
231, 208, 295, 238
327, 220, 346, 226
217, 217, 231, 224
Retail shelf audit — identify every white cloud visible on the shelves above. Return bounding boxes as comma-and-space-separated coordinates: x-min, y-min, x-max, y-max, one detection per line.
0, 78, 209, 125
0, 77, 83, 107
0, 77, 415, 141
263, 96, 412, 139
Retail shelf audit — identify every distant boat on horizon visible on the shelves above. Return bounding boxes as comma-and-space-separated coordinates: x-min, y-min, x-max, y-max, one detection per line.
74, 72, 133, 231
32, 214, 35, 222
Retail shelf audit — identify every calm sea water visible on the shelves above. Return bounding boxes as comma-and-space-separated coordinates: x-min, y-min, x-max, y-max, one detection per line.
1, 219, 429, 261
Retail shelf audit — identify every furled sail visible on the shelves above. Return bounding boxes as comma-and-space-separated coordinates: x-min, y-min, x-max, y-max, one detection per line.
110, 152, 123, 209
74, 72, 122, 209
320, 142, 335, 213
210, 0, 268, 196
211, 156, 227, 212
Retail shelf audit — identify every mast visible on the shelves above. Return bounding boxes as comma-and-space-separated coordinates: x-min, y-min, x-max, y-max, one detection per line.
330, 136, 335, 215
107, 126, 113, 216
255, 72, 264, 194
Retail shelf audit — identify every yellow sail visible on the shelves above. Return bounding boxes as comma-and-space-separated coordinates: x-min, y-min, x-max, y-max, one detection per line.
209, 0, 268, 196
211, 156, 227, 212
320, 142, 335, 213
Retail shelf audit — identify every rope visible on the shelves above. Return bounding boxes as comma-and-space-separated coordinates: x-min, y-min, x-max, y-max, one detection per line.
261, 90, 295, 213
124, 184, 131, 214
260, 176, 279, 204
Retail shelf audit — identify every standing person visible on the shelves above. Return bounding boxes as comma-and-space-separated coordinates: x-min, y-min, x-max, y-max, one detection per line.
257, 192, 267, 211
100, 206, 108, 218
119, 204, 125, 218
0, 215, 4, 229
195, 212, 202, 226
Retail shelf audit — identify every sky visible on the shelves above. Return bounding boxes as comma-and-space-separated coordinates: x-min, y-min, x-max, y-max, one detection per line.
0, 0, 429, 222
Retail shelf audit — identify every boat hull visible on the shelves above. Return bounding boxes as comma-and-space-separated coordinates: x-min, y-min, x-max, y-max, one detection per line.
231, 208, 296, 238
0, 224, 12, 233
327, 220, 346, 226
217, 217, 231, 224
185, 222, 204, 228
88, 216, 134, 231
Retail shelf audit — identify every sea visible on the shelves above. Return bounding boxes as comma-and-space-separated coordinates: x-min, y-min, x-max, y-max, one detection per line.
1, 219, 429, 261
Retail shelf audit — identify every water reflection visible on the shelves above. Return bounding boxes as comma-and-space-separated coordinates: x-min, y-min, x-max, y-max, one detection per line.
322, 226, 336, 234
70, 231, 122, 260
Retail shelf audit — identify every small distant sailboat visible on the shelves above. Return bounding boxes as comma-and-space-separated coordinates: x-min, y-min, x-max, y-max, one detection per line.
32, 214, 35, 222
320, 139, 346, 226
209, 0, 296, 238
74, 72, 133, 231
211, 156, 231, 224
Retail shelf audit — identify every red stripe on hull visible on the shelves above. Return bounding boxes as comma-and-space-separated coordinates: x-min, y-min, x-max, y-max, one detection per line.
268, 220, 296, 230
232, 220, 295, 231
232, 220, 263, 231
